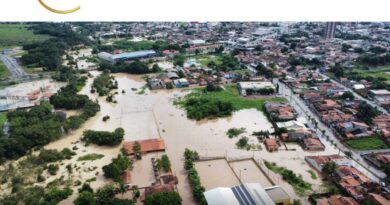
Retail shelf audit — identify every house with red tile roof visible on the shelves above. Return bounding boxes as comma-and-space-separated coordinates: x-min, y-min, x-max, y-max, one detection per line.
123, 139, 165, 155
316, 195, 359, 205
302, 137, 325, 151
367, 193, 390, 205
264, 138, 279, 152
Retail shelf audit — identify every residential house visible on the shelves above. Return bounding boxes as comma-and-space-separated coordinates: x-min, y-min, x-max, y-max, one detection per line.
302, 137, 325, 151
316, 195, 359, 205
367, 193, 390, 205
264, 138, 279, 152
305, 155, 350, 173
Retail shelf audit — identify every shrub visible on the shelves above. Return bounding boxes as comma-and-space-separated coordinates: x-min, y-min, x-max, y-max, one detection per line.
48, 164, 59, 175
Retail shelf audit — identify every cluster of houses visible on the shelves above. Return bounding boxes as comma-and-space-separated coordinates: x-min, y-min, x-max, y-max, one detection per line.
363, 151, 390, 171
264, 102, 326, 151
147, 63, 220, 90
305, 154, 390, 205
284, 70, 386, 142
340, 77, 390, 112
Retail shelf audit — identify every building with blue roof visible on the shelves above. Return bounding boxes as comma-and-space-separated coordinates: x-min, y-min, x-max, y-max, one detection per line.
98, 50, 157, 63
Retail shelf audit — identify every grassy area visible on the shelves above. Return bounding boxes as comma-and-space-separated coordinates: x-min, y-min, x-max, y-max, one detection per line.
348, 66, 390, 80
0, 61, 11, 80
112, 39, 155, 52
264, 160, 312, 196
0, 24, 50, 47
307, 170, 317, 180
207, 84, 286, 111
176, 84, 286, 120
77, 153, 105, 161
0, 112, 7, 127
194, 55, 223, 67
345, 137, 389, 150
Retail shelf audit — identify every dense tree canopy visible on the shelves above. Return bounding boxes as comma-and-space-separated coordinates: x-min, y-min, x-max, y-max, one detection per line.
21, 23, 90, 70
0, 102, 63, 160
144, 191, 182, 205
183, 97, 234, 120
82, 128, 124, 146
99, 61, 152, 74
102, 154, 132, 182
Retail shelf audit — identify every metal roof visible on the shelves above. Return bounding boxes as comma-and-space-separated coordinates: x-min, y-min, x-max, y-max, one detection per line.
112, 50, 156, 60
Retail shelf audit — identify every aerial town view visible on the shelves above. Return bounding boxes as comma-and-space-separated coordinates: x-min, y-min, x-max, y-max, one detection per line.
0, 22, 390, 205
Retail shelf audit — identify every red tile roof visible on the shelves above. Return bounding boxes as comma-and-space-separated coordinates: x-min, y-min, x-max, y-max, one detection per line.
123, 139, 165, 155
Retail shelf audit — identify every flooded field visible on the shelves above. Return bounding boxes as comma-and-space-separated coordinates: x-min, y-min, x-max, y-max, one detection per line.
1, 72, 337, 205
195, 159, 241, 190
229, 159, 273, 187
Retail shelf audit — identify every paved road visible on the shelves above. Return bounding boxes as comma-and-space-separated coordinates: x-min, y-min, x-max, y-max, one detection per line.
317, 71, 389, 115
274, 79, 387, 182
0, 54, 28, 80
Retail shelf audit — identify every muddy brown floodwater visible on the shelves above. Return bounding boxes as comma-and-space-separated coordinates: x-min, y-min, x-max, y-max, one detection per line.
22, 72, 338, 205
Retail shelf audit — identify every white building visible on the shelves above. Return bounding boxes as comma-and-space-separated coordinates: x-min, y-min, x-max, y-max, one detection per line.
237, 82, 276, 96
204, 183, 290, 205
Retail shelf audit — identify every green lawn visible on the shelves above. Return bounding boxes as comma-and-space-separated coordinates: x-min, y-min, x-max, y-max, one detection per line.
0, 24, 50, 47
195, 55, 223, 67
176, 84, 286, 120
345, 137, 389, 150
350, 66, 390, 80
0, 112, 7, 127
204, 84, 286, 111
77, 153, 104, 161
0, 61, 11, 80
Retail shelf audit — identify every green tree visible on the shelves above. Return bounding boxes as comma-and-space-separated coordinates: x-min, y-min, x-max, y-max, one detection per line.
341, 91, 354, 100
144, 191, 182, 205
74, 191, 96, 205
160, 155, 171, 172
133, 141, 141, 159
323, 161, 337, 176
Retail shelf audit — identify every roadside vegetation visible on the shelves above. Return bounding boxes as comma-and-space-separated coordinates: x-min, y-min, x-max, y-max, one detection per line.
345, 137, 389, 150
0, 112, 7, 128
0, 61, 11, 80
183, 149, 207, 205
176, 84, 286, 120
264, 160, 312, 196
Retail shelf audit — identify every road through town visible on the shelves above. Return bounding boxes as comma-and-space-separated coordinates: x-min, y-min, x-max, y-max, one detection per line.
274, 79, 386, 182
317, 72, 389, 115
0, 54, 28, 80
